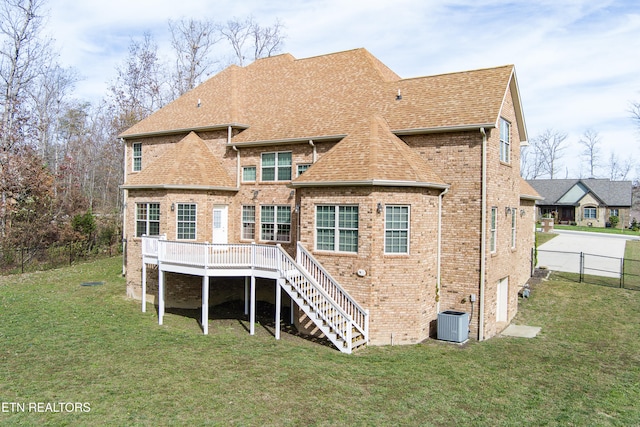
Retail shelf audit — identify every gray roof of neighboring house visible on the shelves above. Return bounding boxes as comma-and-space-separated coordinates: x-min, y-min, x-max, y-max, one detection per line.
526, 179, 632, 207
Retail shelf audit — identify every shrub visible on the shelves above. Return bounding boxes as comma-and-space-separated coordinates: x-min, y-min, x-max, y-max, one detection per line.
609, 216, 619, 228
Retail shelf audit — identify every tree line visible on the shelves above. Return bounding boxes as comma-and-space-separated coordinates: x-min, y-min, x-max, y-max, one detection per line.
0, 0, 285, 254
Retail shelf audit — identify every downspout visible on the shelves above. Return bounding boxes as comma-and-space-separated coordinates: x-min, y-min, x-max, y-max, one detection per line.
479, 127, 487, 341
436, 186, 449, 313
309, 140, 316, 163
122, 138, 127, 276
232, 145, 240, 188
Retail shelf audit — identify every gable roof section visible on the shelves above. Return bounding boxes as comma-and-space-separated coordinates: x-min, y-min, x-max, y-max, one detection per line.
526, 179, 632, 207
120, 48, 524, 144
122, 132, 237, 191
290, 116, 447, 189
519, 179, 542, 201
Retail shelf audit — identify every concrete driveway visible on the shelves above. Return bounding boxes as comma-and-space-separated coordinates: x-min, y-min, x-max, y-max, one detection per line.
537, 230, 638, 277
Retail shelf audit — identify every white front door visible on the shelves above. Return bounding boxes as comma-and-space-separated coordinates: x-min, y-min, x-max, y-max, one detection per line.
496, 277, 509, 322
212, 205, 228, 244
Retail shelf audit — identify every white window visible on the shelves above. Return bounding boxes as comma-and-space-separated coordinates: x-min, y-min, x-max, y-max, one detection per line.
177, 203, 197, 240
499, 118, 510, 163
261, 152, 292, 181
610, 208, 619, 217
584, 207, 597, 219
242, 206, 256, 240
136, 203, 160, 237
385, 206, 409, 254
132, 142, 142, 171
297, 164, 311, 176
261, 206, 291, 242
316, 205, 359, 253
242, 166, 257, 182
490, 207, 497, 253
511, 208, 516, 249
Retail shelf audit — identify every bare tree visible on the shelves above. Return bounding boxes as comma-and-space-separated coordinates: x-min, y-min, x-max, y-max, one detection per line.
219, 16, 285, 67
530, 128, 568, 179
607, 151, 634, 181
632, 101, 640, 131
578, 129, 602, 178
169, 18, 221, 97
520, 141, 545, 179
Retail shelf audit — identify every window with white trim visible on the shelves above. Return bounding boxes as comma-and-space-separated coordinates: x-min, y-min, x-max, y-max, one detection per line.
316, 205, 359, 253
136, 203, 160, 237
584, 207, 597, 219
132, 142, 142, 171
242, 166, 256, 182
499, 118, 510, 163
385, 206, 409, 254
297, 163, 311, 176
610, 208, 619, 217
242, 206, 256, 240
261, 152, 292, 181
177, 203, 197, 240
490, 207, 497, 253
261, 205, 291, 242
511, 209, 516, 249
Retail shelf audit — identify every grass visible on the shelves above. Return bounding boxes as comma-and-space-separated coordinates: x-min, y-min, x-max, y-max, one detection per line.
554, 224, 640, 236
1, 257, 639, 426
536, 231, 558, 246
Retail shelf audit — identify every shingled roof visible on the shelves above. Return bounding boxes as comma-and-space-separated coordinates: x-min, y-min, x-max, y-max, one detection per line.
526, 179, 632, 207
120, 48, 525, 144
291, 116, 447, 188
122, 132, 236, 190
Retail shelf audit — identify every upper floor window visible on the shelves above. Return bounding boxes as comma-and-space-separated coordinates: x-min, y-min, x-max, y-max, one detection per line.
242, 166, 257, 182
177, 203, 197, 240
584, 207, 597, 220
132, 143, 142, 171
261, 205, 291, 242
297, 164, 311, 176
262, 152, 292, 181
511, 209, 516, 249
136, 203, 160, 237
385, 206, 409, 254
316, 205, 359, 253
490, 207, 497, 253
499, 118, 510, 164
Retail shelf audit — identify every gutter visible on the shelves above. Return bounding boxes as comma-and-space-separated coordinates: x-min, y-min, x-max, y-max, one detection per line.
479, 127, 487, 341
119, 123, 250, 140
436, 186, 449, 313
392, 123, 496, 136
290, 179, 450, 190
120, 184, 239, 192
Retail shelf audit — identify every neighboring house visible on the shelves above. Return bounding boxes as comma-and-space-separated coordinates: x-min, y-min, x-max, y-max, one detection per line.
120, 48, 539, 353
527, 179, 632, 228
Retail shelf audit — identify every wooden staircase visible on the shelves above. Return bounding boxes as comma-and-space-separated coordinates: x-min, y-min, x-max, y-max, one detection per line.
276, 244, 369, 354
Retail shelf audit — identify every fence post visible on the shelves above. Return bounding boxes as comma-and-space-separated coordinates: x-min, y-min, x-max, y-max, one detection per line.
531, 247, 535, 277
21, 247, 24, 274
620, 258, 624, 288
580, 252, 584, 283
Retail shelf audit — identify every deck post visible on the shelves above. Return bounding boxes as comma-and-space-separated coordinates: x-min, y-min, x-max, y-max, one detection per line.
158, 268, 165, 325
275, 278, 282, 340
250, 274, 256, 335
202, 275, 209, 335
141, 261, 147, 313
244, 277, 249, 315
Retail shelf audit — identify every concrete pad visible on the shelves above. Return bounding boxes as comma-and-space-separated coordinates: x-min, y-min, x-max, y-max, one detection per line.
501, 324, 541, 338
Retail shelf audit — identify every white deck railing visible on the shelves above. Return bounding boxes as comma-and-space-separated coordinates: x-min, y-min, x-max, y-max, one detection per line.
141, 236, 369, 352
296, 243, 369, 341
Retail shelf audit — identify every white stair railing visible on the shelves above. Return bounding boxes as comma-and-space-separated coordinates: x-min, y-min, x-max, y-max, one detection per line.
296, 243, 369, 343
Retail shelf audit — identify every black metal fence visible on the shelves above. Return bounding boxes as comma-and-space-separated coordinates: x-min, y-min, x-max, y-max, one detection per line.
0, 242, 121, 275
536, 248, 640, 290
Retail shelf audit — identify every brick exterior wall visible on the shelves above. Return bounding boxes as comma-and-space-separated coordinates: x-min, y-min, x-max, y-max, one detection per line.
123, 87, 536, 346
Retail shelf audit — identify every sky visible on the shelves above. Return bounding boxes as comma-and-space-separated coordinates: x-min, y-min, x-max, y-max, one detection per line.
46, 0, 640, 178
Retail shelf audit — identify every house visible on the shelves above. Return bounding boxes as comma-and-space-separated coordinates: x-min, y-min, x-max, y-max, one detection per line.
527, 179, 632, 228
120, 48, 539, 353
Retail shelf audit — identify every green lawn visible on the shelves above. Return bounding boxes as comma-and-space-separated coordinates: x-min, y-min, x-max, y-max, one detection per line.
1, 257, 639, 426
554, 224, 640, 236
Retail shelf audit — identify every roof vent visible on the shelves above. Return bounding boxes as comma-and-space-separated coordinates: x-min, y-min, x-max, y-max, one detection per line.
395, 89, 402, 101
197, 98, 201, 108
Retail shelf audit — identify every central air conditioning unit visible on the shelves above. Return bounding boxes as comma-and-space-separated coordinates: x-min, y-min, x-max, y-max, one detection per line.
437, 311, 469, 343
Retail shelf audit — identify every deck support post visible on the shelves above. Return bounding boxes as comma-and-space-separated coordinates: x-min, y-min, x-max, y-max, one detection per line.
244, 277, 249, 315
275, 278, 282, 340
158, 268, 165, 325
141, 262, 147, 313
250, 274, 256, 335
202, 276, 209, 335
